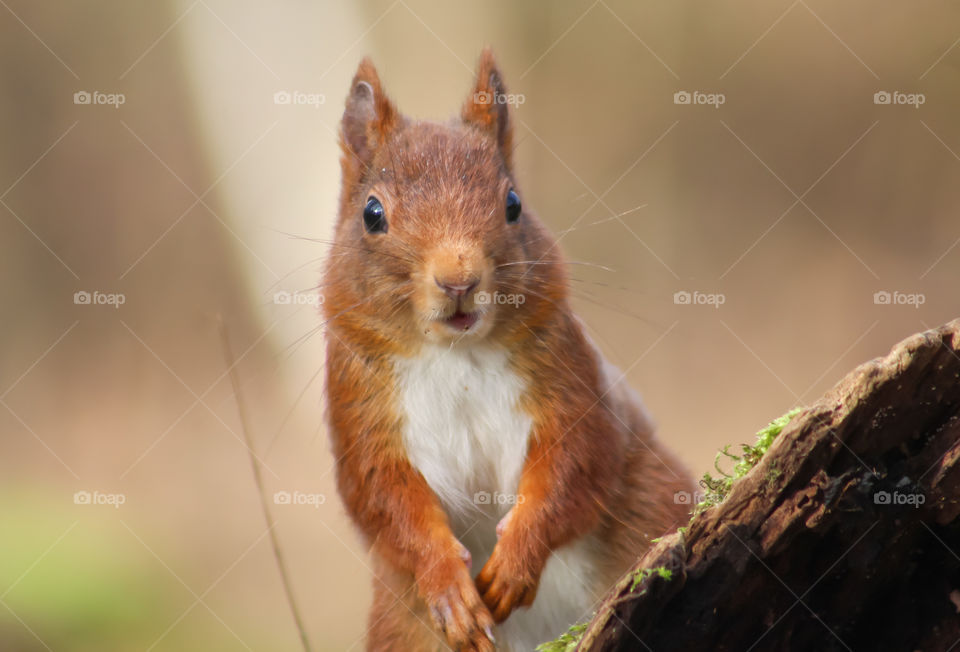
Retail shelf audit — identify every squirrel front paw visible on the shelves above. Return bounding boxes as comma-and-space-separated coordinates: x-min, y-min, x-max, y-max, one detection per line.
418, 551, 496, 652
474, 536, 544, 623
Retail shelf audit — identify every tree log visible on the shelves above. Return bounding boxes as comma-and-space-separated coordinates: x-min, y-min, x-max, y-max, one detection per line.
577, 319, 960, 652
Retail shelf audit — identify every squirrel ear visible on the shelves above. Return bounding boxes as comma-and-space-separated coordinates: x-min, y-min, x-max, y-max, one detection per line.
461, 48, 514, 168
340, 58, 398, 174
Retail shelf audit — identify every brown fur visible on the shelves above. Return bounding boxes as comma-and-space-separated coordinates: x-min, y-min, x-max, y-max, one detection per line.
322, 49, 694, 651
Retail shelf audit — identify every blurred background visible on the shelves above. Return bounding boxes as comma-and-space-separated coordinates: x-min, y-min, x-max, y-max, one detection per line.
1, 1, 957, 649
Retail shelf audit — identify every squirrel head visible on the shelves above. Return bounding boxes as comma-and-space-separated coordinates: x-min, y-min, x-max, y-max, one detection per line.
326, 49, 566, 349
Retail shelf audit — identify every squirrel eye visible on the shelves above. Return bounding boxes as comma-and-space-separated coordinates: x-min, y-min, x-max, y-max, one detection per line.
505, 189, 521, 224
363, 196, 387, 234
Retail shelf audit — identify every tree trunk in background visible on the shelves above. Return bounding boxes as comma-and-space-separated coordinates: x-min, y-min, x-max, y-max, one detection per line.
0, 1, 265, 468
579, 320, 960, 651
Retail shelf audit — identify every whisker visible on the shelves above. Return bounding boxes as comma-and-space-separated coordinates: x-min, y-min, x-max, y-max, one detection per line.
497, 277, 655, 327
269, 228, 421, 266
263, 255, 326, 295
582, 203, 647, 227
279, 322, 325, 362
567, 292, 656, 326
498, 262, 649, 298
496, 260, 615, 273
568, 277, 649, 297
264, 363, 326, 457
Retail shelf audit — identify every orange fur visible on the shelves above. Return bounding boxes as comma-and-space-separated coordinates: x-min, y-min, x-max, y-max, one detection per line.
323, 49, 694, 651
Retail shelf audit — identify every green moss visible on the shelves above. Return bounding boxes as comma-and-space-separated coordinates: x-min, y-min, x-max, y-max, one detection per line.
535, 566, 675, 650
535, 622, 587, 652
698, 408, 802, 513
536, 409, 802, 651
766, 461, 782, 485
630, 566, 673, 592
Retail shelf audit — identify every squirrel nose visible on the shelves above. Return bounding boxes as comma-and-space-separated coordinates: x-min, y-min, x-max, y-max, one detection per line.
435, 276, 479, 299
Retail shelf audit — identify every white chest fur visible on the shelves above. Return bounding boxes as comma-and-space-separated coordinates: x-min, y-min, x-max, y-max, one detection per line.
393, 344, 600, 651
393, 343, 532, 520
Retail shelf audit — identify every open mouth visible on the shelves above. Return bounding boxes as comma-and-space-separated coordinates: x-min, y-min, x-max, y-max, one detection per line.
443, 309, 480, 331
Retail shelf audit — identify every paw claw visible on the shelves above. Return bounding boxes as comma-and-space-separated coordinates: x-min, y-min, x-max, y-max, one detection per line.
475, 542, 543, 624
419, 551, 495, 651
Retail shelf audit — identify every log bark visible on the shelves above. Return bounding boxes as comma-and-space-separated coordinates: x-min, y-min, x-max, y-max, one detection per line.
578, 319, 960, 652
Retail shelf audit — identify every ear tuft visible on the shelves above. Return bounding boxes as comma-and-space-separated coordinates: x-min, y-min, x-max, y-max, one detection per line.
340, 58, 398, 178
461, 48, 514, 169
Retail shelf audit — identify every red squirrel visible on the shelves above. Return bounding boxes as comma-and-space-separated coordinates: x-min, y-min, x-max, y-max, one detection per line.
322, 50, 694, 652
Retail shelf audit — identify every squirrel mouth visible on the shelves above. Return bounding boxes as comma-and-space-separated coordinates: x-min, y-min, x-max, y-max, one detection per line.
443, 309, 480, 331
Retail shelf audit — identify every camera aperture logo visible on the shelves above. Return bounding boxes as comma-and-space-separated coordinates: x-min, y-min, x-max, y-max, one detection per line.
674, 290, 725, 308
873, 91, 924, 108
74, 490, 126, 508
473, 491, 525, 506
873, 489, 925, 508
873, 290, 925, 309
73, 90, 125, 108
273, 490, 326, 508
273, 290, 324, 307
474, 90, 525, 107
475, 291, 525, 307
273, 90, 325, 108
74, 290, 125, 308
674, 90, 725, 108
673, 490, 707, 505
